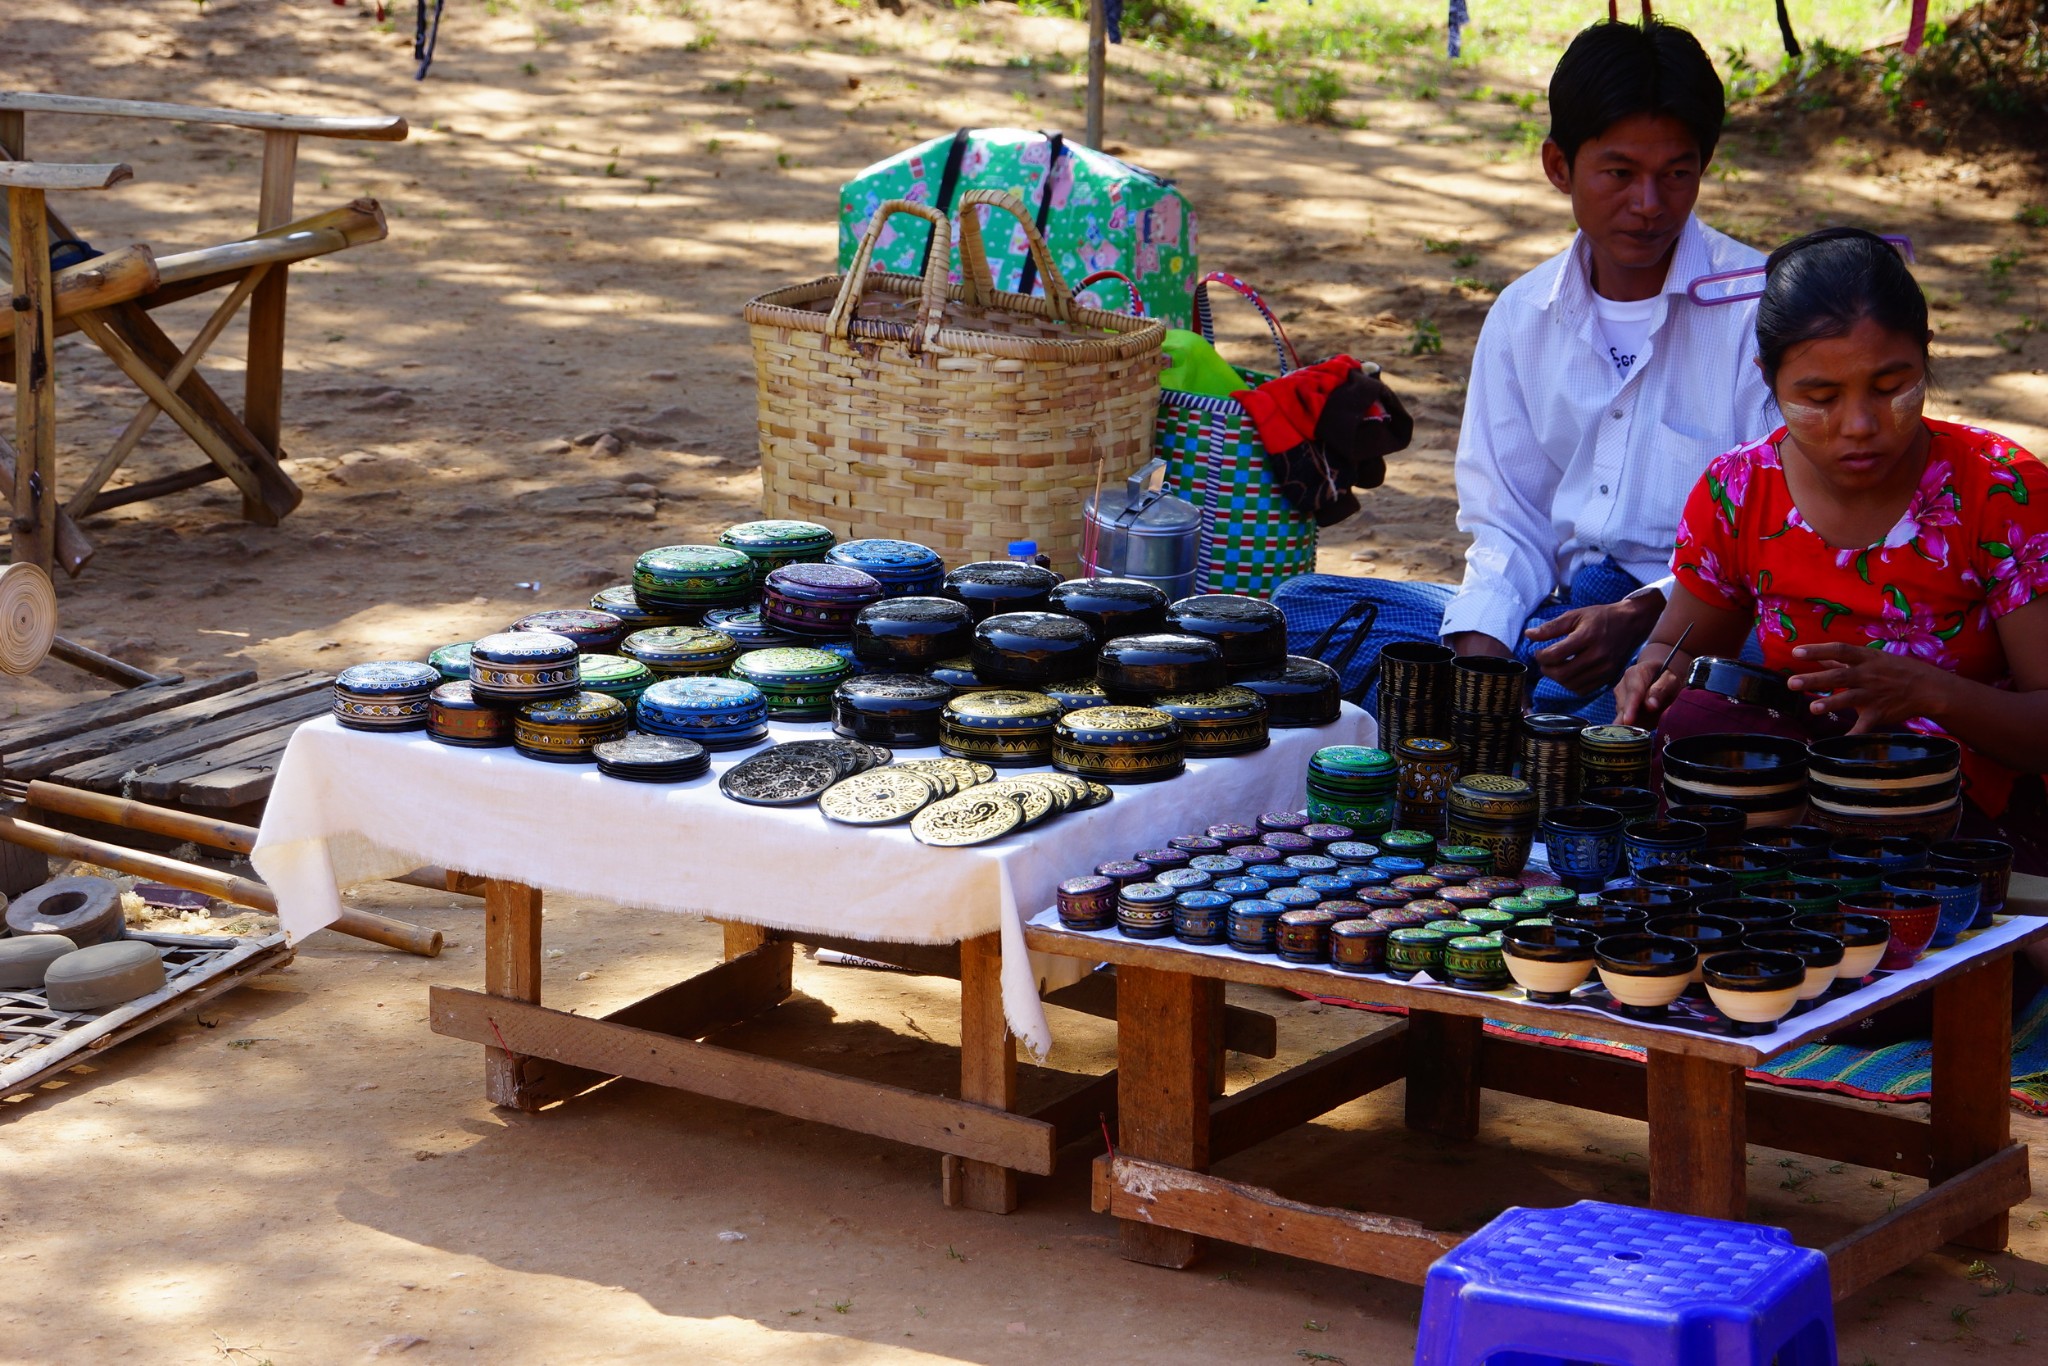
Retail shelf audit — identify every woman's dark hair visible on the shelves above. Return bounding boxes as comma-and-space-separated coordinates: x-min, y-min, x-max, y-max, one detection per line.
1548, 20, 1724, 166
1756, 227, 1932, 385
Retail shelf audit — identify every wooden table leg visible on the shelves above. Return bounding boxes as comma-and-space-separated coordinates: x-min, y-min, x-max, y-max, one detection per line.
8, 184, 58, 577
946, 932, 1019, 1213
1115, 963, 1214, 1267
1647, 1049, 1748, 1220
482, 878, 542, 1109
1933, 954, 2014, 1252
1405, 1009, 1481, 1141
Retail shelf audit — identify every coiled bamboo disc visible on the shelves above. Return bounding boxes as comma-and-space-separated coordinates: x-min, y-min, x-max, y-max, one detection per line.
0, 562, 58, 675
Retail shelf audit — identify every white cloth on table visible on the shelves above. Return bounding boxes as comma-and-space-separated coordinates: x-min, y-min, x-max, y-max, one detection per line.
252, 708, 1373, 1058
1443, 214, 1778, 646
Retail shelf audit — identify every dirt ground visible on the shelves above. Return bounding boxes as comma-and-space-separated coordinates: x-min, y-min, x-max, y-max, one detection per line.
6, 0, 2048, 1361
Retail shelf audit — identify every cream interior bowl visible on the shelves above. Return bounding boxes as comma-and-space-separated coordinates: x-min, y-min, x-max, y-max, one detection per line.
1707, 981, 1801, 1025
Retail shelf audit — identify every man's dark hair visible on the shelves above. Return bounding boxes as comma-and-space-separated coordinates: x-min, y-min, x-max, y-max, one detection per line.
1547, 19, 1725, 167
1757, 227, 1931, 386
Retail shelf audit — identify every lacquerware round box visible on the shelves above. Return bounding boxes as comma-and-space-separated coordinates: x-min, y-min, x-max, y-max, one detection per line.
1057, 875, 1118, 931
512, 608, 627, 655
719, 518, 836, 581
1053, 705, 1185, 784
942, 561, 1062, 621
636, 676, 770, 750
730, 646, 853, 720
592, 583, 691, 632
632, 544, 756, 618
700, 605, 797, 650
928, 656, 1002, 694
1153, 687, 1270, 756
833, 674, 952, 747
1097, 633, 1227, 702
428, 680, 514, 748
940, 690, 1063, 767
513, 691, 629, 763
1165, 594, 1288, 675
333, 661, 440, 733
467, 632, 581, 708
621, 626, 741, 679
1048, 577, 1169, 641
1235, 655, 1343, 728
826, 538, 946, 597
574, 653, 656, 707
852, 597, 974, 671
427, 641, 472, 681
1044, 678, 1110, 712
761, 563, 886, 639
972, 612, 1098, 687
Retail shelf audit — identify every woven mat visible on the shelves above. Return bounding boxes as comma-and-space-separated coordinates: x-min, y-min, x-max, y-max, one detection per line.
1291, 986, 2048, 1115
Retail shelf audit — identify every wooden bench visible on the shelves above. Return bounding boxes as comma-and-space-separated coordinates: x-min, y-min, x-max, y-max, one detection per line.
0, 92, 407, 576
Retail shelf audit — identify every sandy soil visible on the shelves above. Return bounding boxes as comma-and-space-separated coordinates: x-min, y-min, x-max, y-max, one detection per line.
5, 0, 2048, 1361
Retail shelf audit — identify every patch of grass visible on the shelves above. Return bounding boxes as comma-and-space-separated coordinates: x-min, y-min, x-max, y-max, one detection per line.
1272, 67, 1345, 124
1422, 238, 1463, 255
1451, 250, 1480, 268
1407, 317, 1443, 356
1451, 276, 1503, 293
2019, 205, 2048, 229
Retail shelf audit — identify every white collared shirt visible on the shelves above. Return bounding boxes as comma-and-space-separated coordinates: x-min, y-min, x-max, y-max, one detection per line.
1440, 215, 1779, 646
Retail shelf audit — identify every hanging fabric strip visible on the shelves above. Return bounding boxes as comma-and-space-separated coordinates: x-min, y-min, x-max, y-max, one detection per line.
1448, 0, 1469, 59
1774, 0, 1802, 58
1903, 0, 1929, 56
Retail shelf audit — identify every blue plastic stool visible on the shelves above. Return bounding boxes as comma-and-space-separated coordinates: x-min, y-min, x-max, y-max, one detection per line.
1415, 1201, 1836, 1366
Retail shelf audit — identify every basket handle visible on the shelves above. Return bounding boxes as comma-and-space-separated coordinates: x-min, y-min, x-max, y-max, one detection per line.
825, 198, 954, 348
1076, 269, 1146, 316
1193, 271, 1299, 376
955, 188, 1075, 323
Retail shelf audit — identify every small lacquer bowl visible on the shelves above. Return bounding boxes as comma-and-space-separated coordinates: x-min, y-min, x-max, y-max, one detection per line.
1502, 922, 1602, 1004
1792, 911, 1892, 984
1703, 949, 1808, 1033
1744, 928, 1847, 1000
1595, 933, 1699, 1017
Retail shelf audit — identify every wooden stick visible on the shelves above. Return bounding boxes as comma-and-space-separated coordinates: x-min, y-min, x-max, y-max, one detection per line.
0, 810, 442, 957
46, 634, 172, 688
0, 161, 131, 191
9, 184, 57, 576
51, 243, 158, 320
1085, 0, 1107, 149
243, 129, 298, 486
0, 93, 407, 142
24, 779, 257, 853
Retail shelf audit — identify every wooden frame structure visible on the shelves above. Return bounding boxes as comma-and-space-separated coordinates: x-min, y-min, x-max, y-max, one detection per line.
428, 878, 1280, 1213
0, 92, 406, 577
1025, 915, 2046, 1299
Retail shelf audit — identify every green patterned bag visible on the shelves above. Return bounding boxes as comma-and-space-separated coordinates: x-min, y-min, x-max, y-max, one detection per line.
837, 128, 1198, 327
1155, 273, 1320, 598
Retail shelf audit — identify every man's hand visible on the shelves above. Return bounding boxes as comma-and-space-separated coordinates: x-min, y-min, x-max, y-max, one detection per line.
1614, 647, 1693, 726
1523, 592, 1662, 696
1788, 643, 1954, 733
1444, 631, 1515, 660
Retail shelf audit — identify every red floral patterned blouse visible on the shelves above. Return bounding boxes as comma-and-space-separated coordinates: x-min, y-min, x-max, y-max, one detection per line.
1671, 419, 2048, 814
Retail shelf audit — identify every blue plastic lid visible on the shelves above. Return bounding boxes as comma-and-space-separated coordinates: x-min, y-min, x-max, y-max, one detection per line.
1007, 540, 1038, 557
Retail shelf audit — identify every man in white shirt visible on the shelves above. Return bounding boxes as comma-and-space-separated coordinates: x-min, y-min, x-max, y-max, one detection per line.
1279, 19, 1776, 722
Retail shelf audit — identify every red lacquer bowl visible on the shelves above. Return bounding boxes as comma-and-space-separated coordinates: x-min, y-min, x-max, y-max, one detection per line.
1842, 892, 1939, 970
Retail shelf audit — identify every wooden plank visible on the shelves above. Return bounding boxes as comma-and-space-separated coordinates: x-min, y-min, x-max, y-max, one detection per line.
0, 673, 252, 758
1476, 1035, 1934, 1178
1406, 1009, 1481, 1141
1114, 964, 1213, 1267
482, 879, 543, 1109
431, 985, 1060, 1173
241, 128, 297, 486
515, 944, 795, 1107
7, 671, 325, 780
9, 185, 56, 575
125, 716, 308, 804
80, 462, 228, 515
1824, 1144, 2033, 1301
1042, 968, 1279, 1059
1029, 1068, 1118, 1150
0, 161, 130, 191
1212, 1024, 1410, 1161
949, 932, 1018, 1213
0, 92, 408, 141
1931, 955, 2014, 1250
53, 690, 329, 792
720, 920, 773, 960
1093, 1153, 1461, 1283
167, 739, 308, 808
1648, 1050, 1749, 1220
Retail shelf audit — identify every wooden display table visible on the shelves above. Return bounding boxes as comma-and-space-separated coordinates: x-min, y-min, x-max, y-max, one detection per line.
1024, 910, 2046, 1298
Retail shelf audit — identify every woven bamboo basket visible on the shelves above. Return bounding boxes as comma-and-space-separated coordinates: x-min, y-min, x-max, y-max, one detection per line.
743, 190, 1166, 574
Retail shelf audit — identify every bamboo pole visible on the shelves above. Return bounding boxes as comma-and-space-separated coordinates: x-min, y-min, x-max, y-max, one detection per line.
0, 809, 443, 957
25, 779, 256, 853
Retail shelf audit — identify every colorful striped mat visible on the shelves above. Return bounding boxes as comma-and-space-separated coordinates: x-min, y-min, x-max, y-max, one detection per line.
1294, 987, 2048, 1114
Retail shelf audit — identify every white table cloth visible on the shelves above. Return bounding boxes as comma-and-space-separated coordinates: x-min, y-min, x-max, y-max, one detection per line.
253, 706, 1372, 1056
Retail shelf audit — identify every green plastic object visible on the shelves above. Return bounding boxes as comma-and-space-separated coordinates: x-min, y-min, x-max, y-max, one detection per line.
1160, 329, 1245, 398
837, 128, 1198, 327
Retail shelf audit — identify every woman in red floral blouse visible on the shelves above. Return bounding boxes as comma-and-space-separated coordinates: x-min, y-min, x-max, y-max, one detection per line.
1616, 228, 2048, 856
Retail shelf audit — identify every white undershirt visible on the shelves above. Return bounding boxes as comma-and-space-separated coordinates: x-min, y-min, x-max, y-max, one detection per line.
1591, 292, 1658, 382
